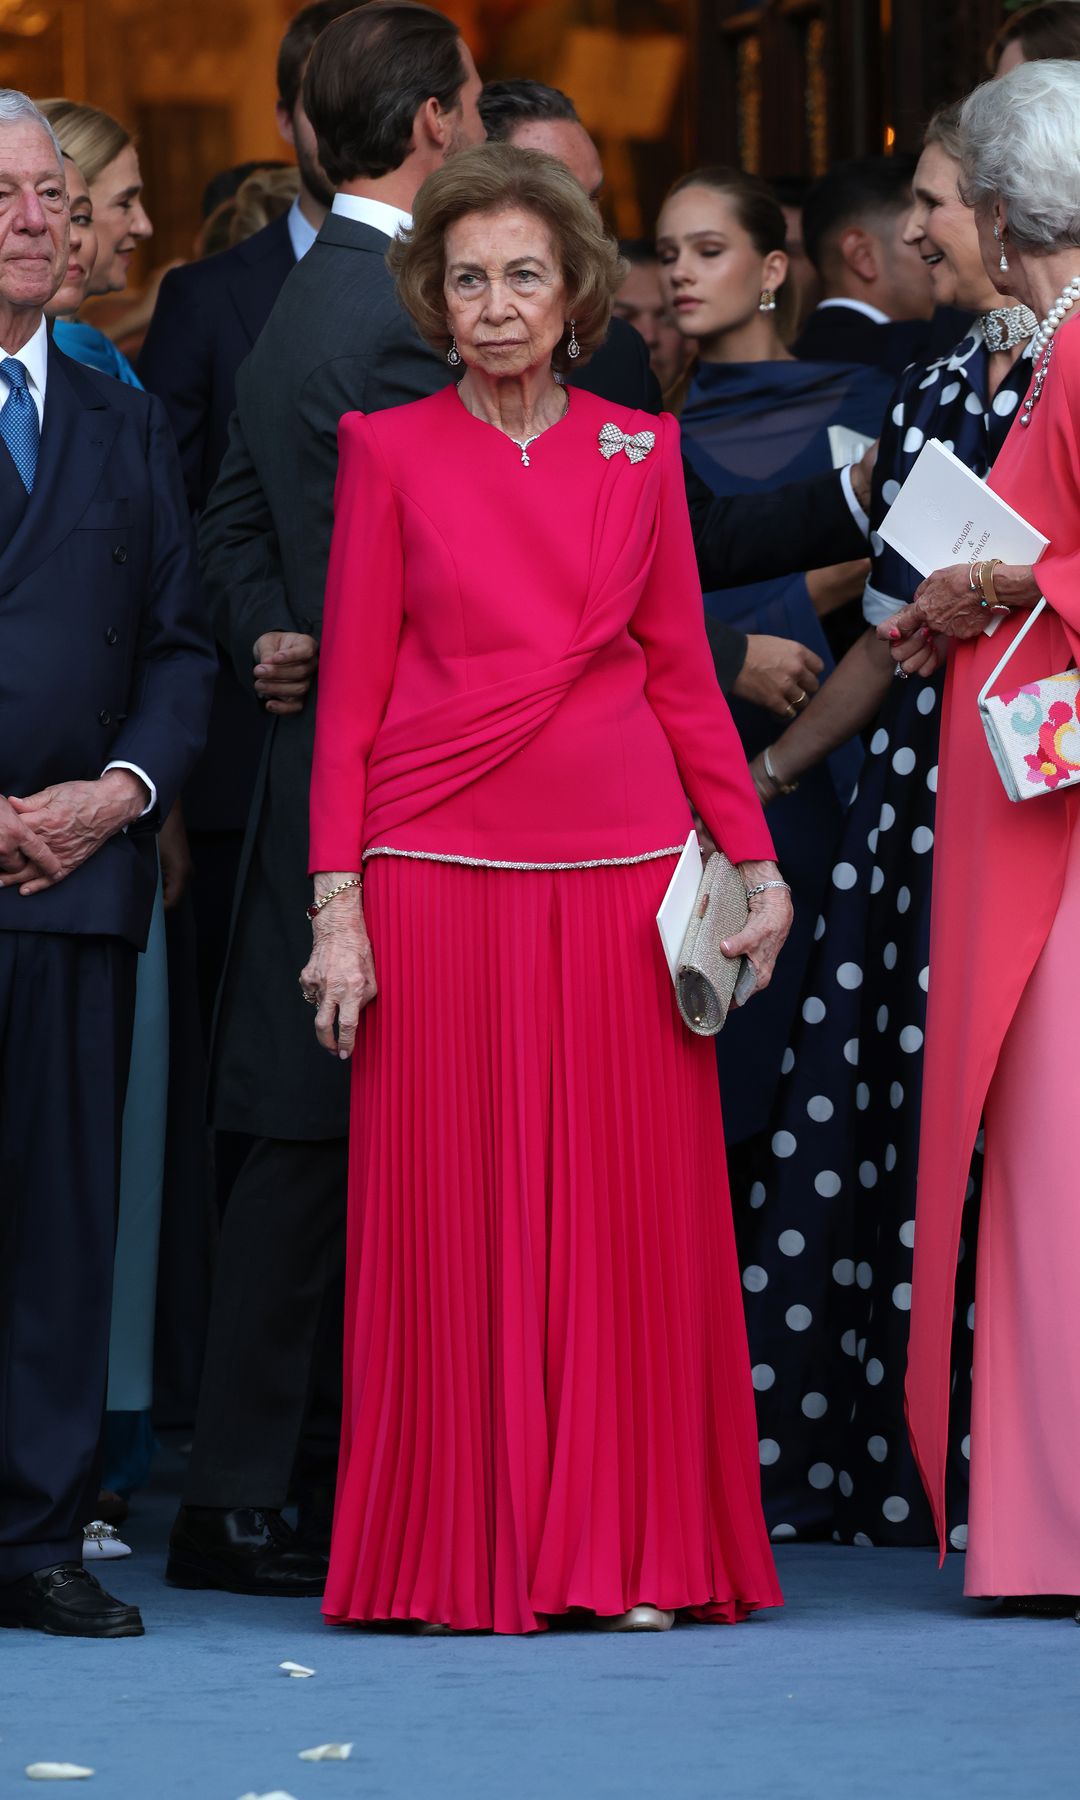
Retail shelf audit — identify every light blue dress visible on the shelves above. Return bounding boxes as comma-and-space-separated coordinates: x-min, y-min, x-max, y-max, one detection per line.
54, 318, 168, 1491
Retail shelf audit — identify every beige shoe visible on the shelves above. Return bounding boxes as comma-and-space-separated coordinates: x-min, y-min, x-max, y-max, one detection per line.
595, 1605, 675, 1632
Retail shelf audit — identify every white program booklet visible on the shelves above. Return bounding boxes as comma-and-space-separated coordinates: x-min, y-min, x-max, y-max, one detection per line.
877, 437, 1049, 578
828, 423, 874, 470
656, 831, 702, 981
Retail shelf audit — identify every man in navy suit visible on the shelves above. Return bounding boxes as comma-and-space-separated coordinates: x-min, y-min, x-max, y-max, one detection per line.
0, 93, 215, 1639
137, 0, 358, 1032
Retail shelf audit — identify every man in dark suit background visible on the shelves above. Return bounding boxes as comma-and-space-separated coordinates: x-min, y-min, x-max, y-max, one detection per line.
791, 155, 935, 376
0, 93, 214, 1638
137, 0, 358, 1036
167, 1, 486, 1598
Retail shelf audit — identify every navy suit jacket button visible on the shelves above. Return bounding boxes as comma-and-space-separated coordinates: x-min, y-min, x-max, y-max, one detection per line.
105, 627, 119, 645
99, 709, 112, 726
112, 544, 128, 564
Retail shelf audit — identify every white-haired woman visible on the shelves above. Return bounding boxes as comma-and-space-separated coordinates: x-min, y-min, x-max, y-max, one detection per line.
883, 60, 1080, 1617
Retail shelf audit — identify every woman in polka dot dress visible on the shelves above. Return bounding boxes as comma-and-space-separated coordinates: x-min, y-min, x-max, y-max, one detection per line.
734, 106, 1035, 1548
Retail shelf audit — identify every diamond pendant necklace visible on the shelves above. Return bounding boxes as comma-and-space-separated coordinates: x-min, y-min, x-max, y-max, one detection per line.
504, 386, 569, 467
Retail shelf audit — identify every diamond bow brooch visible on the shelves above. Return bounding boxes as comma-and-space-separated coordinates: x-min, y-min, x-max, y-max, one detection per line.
598, 422, 656, 464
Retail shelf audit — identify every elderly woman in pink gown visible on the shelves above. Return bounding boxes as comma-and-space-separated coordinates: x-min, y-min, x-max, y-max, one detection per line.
883, 60, 1080, 1617
300, 145, 792, 1635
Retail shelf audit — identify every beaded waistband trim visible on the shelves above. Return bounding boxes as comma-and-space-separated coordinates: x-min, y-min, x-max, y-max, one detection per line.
362, 845, 684, 872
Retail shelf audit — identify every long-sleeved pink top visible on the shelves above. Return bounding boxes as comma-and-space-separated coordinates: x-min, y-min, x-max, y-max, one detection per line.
309, 383, 774, 874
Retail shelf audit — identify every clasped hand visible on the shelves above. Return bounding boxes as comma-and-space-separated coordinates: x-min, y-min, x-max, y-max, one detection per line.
253, 631, 318, 715
0, 772, 147, 896
876, 563, 988, 675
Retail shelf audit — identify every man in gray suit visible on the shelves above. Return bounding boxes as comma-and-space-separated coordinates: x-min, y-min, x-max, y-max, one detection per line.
169, 1, 484, 1597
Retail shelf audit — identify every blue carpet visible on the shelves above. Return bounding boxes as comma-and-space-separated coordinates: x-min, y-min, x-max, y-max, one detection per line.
4, 1446, 1077, 1800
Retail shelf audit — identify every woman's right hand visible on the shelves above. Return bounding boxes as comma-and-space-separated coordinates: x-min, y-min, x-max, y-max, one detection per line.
299, 882, 377, 1060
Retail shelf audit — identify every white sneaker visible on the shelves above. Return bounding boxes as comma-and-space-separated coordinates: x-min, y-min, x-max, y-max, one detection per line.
82, 1520, 133, 1561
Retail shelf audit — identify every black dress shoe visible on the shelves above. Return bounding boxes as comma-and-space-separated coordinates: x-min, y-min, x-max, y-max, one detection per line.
166, 1506, 328, 1597
0, 1563, 144, 1638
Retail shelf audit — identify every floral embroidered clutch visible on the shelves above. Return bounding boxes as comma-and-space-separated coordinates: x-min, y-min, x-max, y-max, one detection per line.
978, 598, 1080, 801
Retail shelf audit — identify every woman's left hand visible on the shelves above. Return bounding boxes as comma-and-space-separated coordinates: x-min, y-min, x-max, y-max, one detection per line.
721, 861, 793, 1003
883, 564, 988, 646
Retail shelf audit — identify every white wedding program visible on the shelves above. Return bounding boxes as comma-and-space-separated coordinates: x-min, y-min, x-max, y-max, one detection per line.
657, 831, 703, 981
878, 437, 1048, 578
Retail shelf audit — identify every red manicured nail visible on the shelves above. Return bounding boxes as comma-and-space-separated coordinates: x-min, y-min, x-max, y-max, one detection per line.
889, 628, 901, 641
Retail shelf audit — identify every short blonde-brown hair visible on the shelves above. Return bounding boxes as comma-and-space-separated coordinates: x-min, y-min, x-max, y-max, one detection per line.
388, 142, 626, 373
39, 99, 130, 188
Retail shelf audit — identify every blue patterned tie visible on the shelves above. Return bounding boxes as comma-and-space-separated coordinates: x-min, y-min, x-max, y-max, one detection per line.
0, 357, 38, 492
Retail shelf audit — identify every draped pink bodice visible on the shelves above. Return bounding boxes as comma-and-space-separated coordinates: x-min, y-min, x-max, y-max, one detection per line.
309, 384, 773, 874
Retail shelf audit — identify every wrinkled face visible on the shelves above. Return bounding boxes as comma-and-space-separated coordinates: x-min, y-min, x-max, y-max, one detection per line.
655, 184, 786, 342
88, 141, 152, 294
612, 257, 685, 389
47, 155, 97, 318
507, 117, 604, 211
904, 143, 987, 312
0, 121, 68, 318
444, 206, 568, 377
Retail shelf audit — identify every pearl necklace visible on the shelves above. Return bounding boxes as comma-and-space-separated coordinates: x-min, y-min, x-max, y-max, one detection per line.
1020, 273, 1080, 425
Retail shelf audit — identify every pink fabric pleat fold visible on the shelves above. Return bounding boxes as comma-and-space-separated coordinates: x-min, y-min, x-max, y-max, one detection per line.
324, 856, 782, 1635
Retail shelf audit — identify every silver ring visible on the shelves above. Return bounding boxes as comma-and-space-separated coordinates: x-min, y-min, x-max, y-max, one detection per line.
299, 980, 320, 1006
893, 664, 909, 681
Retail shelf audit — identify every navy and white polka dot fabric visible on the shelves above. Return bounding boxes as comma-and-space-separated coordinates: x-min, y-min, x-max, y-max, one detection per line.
736, 325, 1033, 1547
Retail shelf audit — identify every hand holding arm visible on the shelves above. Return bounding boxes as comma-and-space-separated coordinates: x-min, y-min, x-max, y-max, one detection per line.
732, 635, 824, 717
750, 627, 894, 803
879, 561, 1042, 656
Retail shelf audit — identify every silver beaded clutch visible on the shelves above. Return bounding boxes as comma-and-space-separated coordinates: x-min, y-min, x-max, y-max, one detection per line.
675, 852, 749, 1036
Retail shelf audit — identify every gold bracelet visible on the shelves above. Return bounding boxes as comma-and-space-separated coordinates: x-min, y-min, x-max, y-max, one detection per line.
306, 876, 362, 921
971, 558, 1003, 607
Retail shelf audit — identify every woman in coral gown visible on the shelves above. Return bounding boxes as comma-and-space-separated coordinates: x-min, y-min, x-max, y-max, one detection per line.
300, 144, 791, 1635
883, 63, 1080, 1614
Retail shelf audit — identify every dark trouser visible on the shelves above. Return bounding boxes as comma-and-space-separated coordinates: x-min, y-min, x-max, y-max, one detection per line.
0, 931, 137, 1583
182, 1135, 347, 1509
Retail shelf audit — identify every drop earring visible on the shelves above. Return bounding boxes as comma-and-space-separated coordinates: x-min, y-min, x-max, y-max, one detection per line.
567, 319, 581, 360
994, 225, 1009, 273
759, 289, 777, 313
447, 335, 461, 367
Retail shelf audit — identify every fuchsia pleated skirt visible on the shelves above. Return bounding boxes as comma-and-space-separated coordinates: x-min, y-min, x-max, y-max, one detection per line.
323, 855, 782, 1635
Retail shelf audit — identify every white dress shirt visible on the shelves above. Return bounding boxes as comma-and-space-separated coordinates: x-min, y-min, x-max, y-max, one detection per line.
286, 196, 318, 263
0, 314, 48, 427
0, 316, 156, 814
815, 297, 893, 327
331, 192, 413, 239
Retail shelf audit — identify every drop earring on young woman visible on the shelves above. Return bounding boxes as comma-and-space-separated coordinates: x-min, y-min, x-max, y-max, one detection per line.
759, 289, 777, 313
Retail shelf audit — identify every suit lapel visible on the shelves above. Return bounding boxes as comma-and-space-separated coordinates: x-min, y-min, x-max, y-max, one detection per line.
0, 340, 121, 596
228, 212, 295, 347
0, 434, 28, 552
